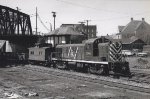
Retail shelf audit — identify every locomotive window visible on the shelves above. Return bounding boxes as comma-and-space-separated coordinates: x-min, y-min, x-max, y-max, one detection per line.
93, 48, 98, 56
93, 42, 99, 56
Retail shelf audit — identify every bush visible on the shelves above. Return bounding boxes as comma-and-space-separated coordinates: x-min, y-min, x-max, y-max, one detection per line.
137, 58, 148, 64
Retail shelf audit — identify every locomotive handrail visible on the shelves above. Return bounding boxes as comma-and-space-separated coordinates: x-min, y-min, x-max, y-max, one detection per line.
52, 58, 109, 65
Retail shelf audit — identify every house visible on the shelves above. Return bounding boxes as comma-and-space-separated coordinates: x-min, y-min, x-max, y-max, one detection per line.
118, 18, 150, 44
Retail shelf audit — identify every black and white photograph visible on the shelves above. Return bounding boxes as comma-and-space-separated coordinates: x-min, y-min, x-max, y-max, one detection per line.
0, 0, 150, 98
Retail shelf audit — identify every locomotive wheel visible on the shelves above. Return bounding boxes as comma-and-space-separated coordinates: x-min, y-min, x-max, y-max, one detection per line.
56, 61, 66, 69
121, 65, 131, 76
89, 66, 97, 74
52, 61, 57, 68
28, 60, 34, 65
97, 67, 105, 75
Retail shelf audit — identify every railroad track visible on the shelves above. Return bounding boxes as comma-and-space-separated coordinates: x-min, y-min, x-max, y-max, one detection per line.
129, 69, 150, 84
17, 65, 150, 94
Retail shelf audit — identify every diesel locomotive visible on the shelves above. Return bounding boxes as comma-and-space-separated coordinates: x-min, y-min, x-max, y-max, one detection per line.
28, 37, 131, 77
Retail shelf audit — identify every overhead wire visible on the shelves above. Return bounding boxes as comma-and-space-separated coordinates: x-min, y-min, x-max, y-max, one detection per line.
56, 0, 150, 22
56, 0, 129, 15
37, 13, 49, 32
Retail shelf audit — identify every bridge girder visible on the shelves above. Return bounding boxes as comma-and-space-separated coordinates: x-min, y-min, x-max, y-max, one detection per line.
0, 5, 32, 35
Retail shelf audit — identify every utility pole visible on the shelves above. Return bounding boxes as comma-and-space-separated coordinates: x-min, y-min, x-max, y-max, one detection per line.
52, 12, 56, 30
85, 20, 91, 39
78, 21, 85, 34
36, 7, 38, 35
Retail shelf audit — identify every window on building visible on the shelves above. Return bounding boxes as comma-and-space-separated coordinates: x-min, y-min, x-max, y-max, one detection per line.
30, 51, 34, 55
92, 34, 93, 38
62, 36, 66, 44
55, 37, 58, 45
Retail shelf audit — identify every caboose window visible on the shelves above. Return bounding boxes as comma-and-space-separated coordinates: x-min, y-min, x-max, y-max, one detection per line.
39, 51, 42, 55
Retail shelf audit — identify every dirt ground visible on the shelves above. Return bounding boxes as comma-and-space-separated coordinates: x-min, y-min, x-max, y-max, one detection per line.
0, 65, 150, 99
126, 56, 150, 69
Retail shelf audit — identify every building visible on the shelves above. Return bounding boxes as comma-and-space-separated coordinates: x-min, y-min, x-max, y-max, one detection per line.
105, 35, 145, 51
121, 36, 145, 50
44, 23, 97, 47
61, 24, 97, 39
118, 18, 150, 44
44, 26, 84, 47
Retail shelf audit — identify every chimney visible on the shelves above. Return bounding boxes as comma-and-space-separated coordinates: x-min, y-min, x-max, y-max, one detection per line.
131, 17, 133, 21
142, 18, 145, 21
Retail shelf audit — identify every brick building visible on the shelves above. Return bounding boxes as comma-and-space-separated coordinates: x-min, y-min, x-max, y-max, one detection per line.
61, 24, 97, 39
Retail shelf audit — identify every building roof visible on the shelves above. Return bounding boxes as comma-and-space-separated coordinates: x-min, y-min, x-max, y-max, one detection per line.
121, 20, 141, 33
121, 36, 137, 44
106, 36, 145, 44
85, 38, 98, 43
120, 18, 150, 34
28, 46, 50, 49
118, 26, 125, 32
85, 37, 108, 44
121, 36, 145, 44
45, 26, 83, 36
56, 43, 84, 48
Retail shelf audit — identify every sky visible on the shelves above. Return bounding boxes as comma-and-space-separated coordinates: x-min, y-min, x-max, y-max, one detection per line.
0, 0, 150, 36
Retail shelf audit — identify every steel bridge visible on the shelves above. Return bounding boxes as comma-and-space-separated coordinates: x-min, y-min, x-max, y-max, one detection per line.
0, 5, 32, 35
0, 5, 39, 52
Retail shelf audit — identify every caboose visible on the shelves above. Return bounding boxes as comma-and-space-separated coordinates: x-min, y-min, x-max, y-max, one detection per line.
52, 37, 131, 76
28, 43, 54, 65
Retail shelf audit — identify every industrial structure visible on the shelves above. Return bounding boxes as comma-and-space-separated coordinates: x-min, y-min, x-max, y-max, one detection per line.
0, 5, 39, 52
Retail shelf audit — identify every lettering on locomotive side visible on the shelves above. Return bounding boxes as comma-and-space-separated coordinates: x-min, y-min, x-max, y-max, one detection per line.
68, 46, 79, 59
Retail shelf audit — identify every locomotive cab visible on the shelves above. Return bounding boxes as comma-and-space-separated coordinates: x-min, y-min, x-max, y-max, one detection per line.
84, 37, 109, 61
98, 43, 109, 61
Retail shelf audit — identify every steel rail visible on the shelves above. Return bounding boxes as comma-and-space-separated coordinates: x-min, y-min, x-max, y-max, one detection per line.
19, 65, 150, 94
